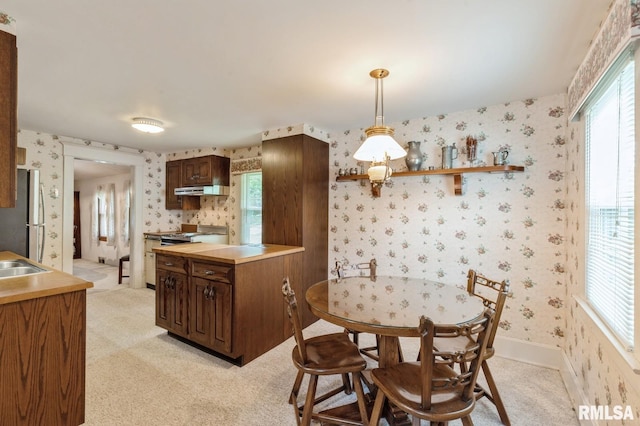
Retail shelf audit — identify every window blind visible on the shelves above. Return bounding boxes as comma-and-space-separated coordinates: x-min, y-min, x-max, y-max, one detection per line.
585, 58, 635, 350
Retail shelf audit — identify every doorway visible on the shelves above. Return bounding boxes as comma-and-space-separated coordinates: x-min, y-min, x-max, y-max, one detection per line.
62, 142, 145, 288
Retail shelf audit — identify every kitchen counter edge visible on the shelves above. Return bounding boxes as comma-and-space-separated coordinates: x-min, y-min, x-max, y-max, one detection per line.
152, 243, 304, 264
0, 251, 93, 305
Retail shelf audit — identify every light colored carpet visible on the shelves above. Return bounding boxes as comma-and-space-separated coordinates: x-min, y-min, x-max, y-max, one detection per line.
74, 258, 125, 294
83, 285, 578, 425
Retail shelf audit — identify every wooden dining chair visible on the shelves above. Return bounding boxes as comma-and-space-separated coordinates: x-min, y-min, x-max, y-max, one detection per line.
433, 269, 511, 425
282, 278, 370, 426
369, 310, 494, 426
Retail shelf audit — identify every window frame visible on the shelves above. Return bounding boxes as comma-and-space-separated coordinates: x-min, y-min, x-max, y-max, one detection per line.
240, 171, 262, 245
581, 49, 638, 365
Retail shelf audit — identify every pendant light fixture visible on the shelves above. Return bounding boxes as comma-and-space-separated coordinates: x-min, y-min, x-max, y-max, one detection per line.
131, 117, 165, 134
353, 69, 406, 197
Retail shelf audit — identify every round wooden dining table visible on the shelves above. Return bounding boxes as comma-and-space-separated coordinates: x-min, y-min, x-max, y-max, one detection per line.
305, 275, 487, 368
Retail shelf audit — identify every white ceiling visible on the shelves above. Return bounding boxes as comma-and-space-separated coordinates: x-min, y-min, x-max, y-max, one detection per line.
3, 0, 611, 153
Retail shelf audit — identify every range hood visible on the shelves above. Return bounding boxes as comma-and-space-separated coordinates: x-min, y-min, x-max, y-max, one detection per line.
174, 185, 230, 196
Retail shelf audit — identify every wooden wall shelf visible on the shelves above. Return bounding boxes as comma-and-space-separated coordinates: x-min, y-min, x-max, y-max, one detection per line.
336, 165, 525, 196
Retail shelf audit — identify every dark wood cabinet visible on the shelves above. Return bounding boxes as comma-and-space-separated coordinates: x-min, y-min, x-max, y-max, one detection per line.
182, 155, 230, 186
210, 155, 230, 186
0, 290, 87, 425
0, 30, 17, 208
155, 248, 303, 365
166, 155, 230, 210
183, 156, 213, 186
155, 254, 188, 336
262, 134, 329, 328
165, 159, 200, 210
190, 261, 233, 352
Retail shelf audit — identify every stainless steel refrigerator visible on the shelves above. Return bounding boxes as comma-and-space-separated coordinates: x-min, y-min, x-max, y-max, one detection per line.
0, 169, 45, 262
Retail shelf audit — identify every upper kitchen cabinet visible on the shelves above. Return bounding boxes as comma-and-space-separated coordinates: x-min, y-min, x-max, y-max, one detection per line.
0, 29, 17, 208
166, 160, 200, 210
182, 155, 230, 187
262, 134, 328, 329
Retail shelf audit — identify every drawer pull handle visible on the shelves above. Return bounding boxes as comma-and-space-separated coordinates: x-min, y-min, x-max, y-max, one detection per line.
205, 270, 214, 275
165, 262, 174, 266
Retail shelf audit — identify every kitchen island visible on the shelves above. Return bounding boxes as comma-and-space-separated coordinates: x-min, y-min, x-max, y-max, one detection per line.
152, 243, 304, 365
0, 251, 93, 426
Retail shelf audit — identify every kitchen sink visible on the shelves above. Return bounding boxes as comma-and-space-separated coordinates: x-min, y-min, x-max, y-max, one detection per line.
0, 259, 49, 278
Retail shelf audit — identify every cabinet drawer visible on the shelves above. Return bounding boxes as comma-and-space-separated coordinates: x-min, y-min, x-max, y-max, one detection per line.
192, 261, 232, 283
156, 254, 187, 273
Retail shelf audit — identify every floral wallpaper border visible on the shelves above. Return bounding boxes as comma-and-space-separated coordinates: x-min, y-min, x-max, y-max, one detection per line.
568, 0, 632, 119
0, 11, 16, 35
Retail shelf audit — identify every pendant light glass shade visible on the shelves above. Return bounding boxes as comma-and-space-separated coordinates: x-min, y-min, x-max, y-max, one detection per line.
353, 69, 405, 197
353, 129, 407, 161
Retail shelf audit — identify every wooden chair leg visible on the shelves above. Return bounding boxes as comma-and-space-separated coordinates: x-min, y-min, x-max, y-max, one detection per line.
290, 370, 304, 404
369, 387, 386, 425
301, 374, 318, 426
352, 372, 369, 425
342, 373, 353, 395
482, 360, 510, 426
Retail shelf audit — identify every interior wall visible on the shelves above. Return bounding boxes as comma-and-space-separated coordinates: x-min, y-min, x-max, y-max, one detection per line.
75, 171, 132, 266
323, 92, 567, 349
564, 0, 640, 414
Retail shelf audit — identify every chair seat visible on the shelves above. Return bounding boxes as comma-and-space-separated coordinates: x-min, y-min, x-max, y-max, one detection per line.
372, 361, 476, 421
292, 333, 367, 374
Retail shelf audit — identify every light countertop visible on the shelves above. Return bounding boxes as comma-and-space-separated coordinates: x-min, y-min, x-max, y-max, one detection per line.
0, 251, 93, 305
153, 243, 304, 265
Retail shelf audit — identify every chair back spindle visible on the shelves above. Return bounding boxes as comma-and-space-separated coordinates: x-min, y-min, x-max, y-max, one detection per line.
282, 278, 307, 364
419, 310, 493, 411
467, 269, 509, 349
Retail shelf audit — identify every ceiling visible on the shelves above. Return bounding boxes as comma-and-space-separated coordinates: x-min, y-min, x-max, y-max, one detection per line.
3, 0, 612, 153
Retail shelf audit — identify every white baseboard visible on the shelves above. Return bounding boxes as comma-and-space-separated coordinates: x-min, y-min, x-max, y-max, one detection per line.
494, 335, 597, 426
493, 335, 563, 369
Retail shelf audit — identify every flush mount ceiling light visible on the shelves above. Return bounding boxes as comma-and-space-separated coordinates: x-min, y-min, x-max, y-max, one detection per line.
353, 69, 406, 197
131, 117, 165, 134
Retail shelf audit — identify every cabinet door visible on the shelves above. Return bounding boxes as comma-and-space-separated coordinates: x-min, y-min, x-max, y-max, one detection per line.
165, 160, 183, 209
183, 157, 212, 186
190, 276, 232, 353
155, 269, 188, 336
0, 31, 17, 208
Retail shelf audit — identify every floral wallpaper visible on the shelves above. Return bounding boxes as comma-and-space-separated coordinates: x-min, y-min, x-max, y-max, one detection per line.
10, 0, 640, 416
566, 0, 640, 420
328, 94, 567, 347
16, 131, 65, 270
0, 11, 16, 35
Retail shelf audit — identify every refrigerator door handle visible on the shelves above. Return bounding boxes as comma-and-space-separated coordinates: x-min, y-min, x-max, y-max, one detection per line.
38, 183, 45, 263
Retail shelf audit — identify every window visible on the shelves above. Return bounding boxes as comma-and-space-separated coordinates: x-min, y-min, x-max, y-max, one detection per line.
93, 183, 116, 245
241, 172, 262, 244
585, 56, 635, 350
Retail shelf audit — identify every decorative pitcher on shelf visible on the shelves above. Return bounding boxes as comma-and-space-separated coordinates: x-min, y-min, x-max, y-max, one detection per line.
492, 149, 509, 166
442, 143, 458, 169
405, 141, 423, 171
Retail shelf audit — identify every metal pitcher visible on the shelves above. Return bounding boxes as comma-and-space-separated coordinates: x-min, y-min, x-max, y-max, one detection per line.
442, 144, 458, 169
492, 149, 509, 166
